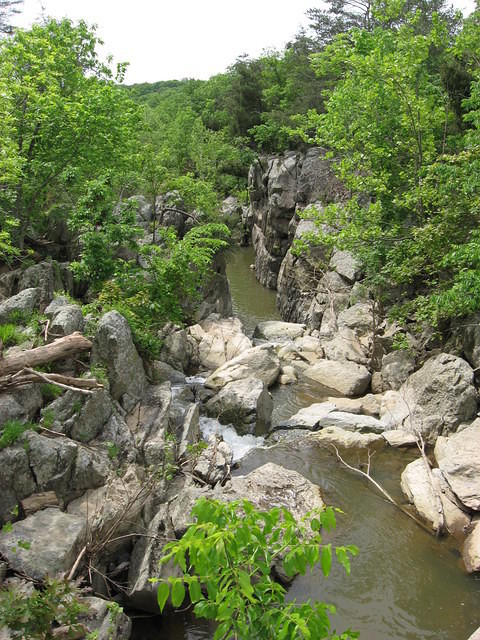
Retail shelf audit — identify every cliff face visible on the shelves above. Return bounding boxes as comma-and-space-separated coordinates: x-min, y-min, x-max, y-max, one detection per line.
248, 147, 351, 329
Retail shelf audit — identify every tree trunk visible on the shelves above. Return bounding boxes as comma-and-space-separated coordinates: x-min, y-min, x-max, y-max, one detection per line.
0, 332, 92, 377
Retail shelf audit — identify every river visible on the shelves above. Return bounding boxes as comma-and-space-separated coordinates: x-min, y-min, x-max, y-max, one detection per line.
132, 246, 480, 639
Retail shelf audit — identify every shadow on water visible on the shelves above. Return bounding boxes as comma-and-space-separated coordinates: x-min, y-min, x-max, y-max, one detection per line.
133, 247, 480, 640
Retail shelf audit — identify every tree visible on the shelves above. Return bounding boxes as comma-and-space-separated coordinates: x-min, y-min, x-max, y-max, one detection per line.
154, 498, 358, 640
0, 18, 141, 251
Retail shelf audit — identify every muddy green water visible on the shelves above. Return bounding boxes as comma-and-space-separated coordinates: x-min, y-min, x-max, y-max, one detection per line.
132, 247, 480, 639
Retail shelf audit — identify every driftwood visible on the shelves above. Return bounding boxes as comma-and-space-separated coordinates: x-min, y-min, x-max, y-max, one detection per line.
21, 491, 60, 516
331, 445, 434, 535
0, 332, 92, 377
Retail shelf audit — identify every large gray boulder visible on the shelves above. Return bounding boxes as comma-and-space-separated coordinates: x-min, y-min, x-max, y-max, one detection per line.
0, 385, 43, 425
92, 311, 146, 408
192, 434, 233, 486
329, 249, 361, 284
0, 288, 39, 323
321, 328, 369, 365
205, 377, 273, 434
78, 596, 132, 640
383, 354, 477, 443
160, 328, 198, 373
17, 261, 72, 307
188, 315, 252, 370
309, 426, 384, 450
434, 421, 480, 511
401, 458, 470, 535
380, 350, 415, 391
205, 344, 280, 391
303, 360, 371, 397
0, 508, 86, 580
133, 383, 172, 466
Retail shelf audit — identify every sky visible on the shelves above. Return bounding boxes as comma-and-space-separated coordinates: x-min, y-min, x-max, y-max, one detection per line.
14, 0, 477, 85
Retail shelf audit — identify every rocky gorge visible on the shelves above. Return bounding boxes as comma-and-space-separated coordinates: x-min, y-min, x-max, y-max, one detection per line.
1, 151, 480, 639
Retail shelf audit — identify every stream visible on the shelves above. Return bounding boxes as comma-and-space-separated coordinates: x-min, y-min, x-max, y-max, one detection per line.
132, 246, 480, 639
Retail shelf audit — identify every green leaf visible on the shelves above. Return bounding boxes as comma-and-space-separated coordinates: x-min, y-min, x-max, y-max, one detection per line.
188, 579, 203, 603
171, 580, 186, 608
156, 582, 170, 613
238, 570, 254, 599
321, 544, 332, 577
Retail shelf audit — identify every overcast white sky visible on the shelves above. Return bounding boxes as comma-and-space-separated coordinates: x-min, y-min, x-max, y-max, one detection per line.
14, 0, 477, 85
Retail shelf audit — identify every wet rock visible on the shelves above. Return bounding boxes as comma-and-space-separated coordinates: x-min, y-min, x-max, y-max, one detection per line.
188, 315, 252, 370
0, 508, 86, 580
401, 459, 470, 534
303, 359, 371, 397
382, 354, 477, 443
205, 344, 280, 391
48, 304, 84, 339
205, 378, 273, 434
279, 365, 297, 385
0, 288, 40, 323
92, 311, 146, 408
434, 420, 480, 511
380, 350, 415, 391
462, 521, 480, 573
0, 445, 36, 524
253, 320, 305, 342
279, 402, 385, 433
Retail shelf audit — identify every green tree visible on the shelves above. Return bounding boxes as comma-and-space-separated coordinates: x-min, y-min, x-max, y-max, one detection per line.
155, 498, 358, 640
0, 18, 140, 251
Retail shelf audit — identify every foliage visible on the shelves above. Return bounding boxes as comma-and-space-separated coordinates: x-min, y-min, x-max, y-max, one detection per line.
0, 419, 37, 449
154, 498, 358, 640
39, 383, 64, 402
0, 323, 27, 347
87, 223, 229, 358
0, 18, 141, 253
0, 578, 87, 639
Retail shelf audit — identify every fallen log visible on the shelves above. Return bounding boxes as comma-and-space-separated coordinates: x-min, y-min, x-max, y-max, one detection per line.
21, 491, 60, 517
0, 332, 92, 377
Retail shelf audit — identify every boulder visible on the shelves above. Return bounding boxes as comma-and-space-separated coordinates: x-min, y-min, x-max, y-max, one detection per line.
0, 385, 43, 425
0, 508, 86, 580
177, 403, 200, 459
329, 249, 361, 284
205, 377, 273, 434
160, 328, 198, 373
279, 402, 384, 434
458, 313, 480, 369
92, 311, 146, 408
401, 459, 470, 535
310, 426, 384, 450
382, 430, 418, 448
17, 261, 70, 307
467, 627, 480, 640
205, 344, 280, 391
337, 303, 373, 335
321, 328, 368, 365
133, 383, 172, 466
463, 522, 480, 573
48, 304, 84, 339
188, 315, 252, 370
0, 288, 39, 323
383, 354, 477, 443
434, 421, 480, 510
148, 360, 186, 384
67, 465, 145, 555
192, 434, 233, 486
380, 350, 415, 391
69, 390, 113, 443
0, 445, 36, 525
253, 321, 305, 342
44, 296, 71, 318
303, 360, 371, 397
326, 394, 380, 417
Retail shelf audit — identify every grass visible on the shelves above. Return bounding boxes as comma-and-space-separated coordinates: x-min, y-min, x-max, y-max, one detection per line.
0, 420, 37, 450
0, 323, 28, 348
